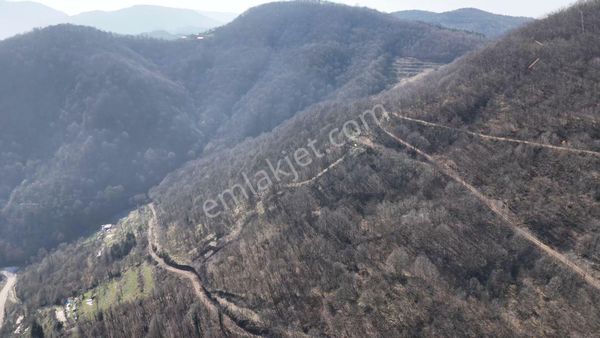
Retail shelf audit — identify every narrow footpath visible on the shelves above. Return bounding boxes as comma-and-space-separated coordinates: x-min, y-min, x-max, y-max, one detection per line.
392, 112, 600, 157
284, 155, 348, 188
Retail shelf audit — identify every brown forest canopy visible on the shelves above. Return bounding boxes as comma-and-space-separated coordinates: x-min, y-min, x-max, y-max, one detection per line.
146, 0, 600, 336
5, 1, 600, 337
0, 1, 484, 265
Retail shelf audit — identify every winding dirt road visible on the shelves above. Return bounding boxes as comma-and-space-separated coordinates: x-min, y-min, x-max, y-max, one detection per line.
0, 270, 17, 329
375, 126, 600, 292
147, 206, 211, 306
147, 204, 269, 337
392, 113, 600, 157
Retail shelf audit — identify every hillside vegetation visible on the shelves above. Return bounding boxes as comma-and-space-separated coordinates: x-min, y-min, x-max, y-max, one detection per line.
144, 1, 600, 336
0, 2, 483, 265
4, 1, 600, 337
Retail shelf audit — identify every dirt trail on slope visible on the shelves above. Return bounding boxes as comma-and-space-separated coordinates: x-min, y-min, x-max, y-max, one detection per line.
147, 204, 270, 337
147, 207, 210, 306
284, 155, 348, 188
373, 127, 600, 292
0, 270, 17, 329
392, 113, 600, 157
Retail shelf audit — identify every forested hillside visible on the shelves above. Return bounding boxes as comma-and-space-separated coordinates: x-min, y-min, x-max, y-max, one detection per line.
392, 8, 533, 38
0, 1, 483, 265
142, 0, 599, 335
6, 1, 600, 336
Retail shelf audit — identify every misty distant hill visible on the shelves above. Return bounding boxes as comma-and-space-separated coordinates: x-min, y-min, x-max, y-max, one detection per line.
0, 0, 67, 39
392, 8, 533, 37
0, 2, 234, 40
68, 5, 222, 36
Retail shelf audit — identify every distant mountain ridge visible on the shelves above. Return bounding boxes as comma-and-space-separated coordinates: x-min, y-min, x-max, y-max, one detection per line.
68, 5, 222, 36
392, 8, 533, 37
0, 2, 235, 40
0, 0, 67, 39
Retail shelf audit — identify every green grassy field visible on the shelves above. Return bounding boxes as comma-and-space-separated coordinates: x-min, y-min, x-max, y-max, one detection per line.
29, 209, 154, 333
78, 263, 155, 319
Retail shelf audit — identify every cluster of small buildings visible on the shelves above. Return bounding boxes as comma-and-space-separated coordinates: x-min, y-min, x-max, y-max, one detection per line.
180, 34, 205, 40
65, 298, 78, 321
13, 315, 24, 335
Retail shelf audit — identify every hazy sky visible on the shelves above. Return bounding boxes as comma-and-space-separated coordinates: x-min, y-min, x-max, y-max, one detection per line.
10, 0, 578, 17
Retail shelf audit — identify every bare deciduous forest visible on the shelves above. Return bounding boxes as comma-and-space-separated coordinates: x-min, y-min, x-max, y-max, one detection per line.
0, 2, 483, 265
2, 1, 600, 337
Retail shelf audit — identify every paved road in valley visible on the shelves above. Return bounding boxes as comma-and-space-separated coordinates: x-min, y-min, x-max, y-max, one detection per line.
0, 270, 17, 329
